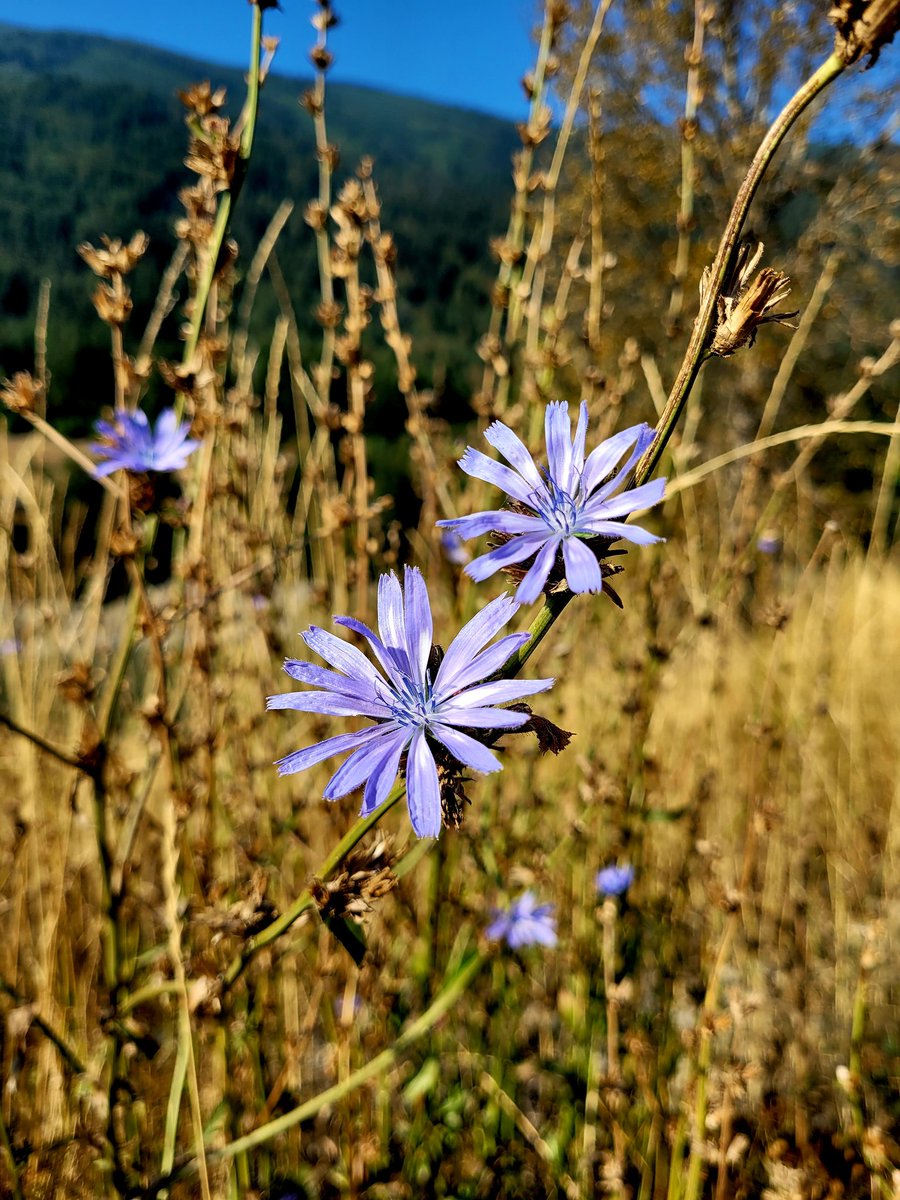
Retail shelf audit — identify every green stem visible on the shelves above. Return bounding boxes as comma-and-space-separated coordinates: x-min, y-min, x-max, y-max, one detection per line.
847, 963, 868, 1134
498, 589, 574, 679
634, 51, 845, 489
220, 782, 406, 988
149, 950, 485, 1194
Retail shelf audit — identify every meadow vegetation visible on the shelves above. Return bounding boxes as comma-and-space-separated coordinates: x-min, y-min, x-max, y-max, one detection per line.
1, 2, 899, 1197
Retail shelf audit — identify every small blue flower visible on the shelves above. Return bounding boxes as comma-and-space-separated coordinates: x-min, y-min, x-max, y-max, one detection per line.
756, 534, 781, 555
440, 529, 471, 566
596, 864, 634, 897
486, 890, 557, 949
90, 408, 200, 477
437, 401, 666, 605
268, 566, 554, 838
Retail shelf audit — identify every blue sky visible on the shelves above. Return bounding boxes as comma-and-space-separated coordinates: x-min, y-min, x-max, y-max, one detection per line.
0, 1, 540, 120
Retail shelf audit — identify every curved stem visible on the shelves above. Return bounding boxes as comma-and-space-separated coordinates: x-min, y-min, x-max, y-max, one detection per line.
499, 589, 573, 679
633, 51, 845, 488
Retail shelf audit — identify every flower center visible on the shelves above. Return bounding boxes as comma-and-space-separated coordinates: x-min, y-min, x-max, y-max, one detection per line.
386, 671, 437, 729
529, 474, 581, 534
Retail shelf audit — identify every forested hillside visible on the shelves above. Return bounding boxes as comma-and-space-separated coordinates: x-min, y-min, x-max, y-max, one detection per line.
0, 23, 519, 428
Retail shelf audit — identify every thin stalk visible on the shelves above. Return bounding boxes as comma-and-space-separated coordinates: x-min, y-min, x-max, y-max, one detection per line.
309, 15, 337, 412
682, 915, 740, 1200
634, 51, 846, 488
159, 794, 211, 1200
585, 89, 605, 360
0, 1103, 24, 1200
663, 419, 900, 501
148, 951, 485, 1195
8, 409, 122, 497
516, 0, 614, 351
479, 2, 556, 413
497, 589, 573, 678
666, 0, 709, 333
220, 782, 407, 988
182, 3, 263, 366
870, 388, 900, 557
0, 709, 91, 774
0, 975, 86, 1076
846, 959, 868, 1134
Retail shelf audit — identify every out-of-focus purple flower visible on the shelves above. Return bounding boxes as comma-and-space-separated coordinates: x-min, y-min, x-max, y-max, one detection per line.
756, 534, 781, 555
0, 637, 21, 656
596, 864, 634, 897
440, 529, 471, 566
89, 408, 200, 477
437, 401, 666, 605
267, 566, 554, 838
486, 890, 557, 949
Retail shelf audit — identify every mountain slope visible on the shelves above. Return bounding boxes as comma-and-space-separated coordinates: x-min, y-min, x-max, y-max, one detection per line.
0, 23, 519, 424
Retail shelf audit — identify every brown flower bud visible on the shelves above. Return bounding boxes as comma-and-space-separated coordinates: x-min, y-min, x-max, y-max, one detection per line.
1, 371, 43, 415
830, 0, 900, 66
177, 81, 228, 117
299, 88, 323, 116
310, 46, 334, 71
110, 528, 141, 558
57, 662, 96, 705
304, 199, 328, 230
317, 143, 340, 171
701, 242, 798, 357
92, 282, 133, 326
78, 232, 149, 279
315, 300, 344, 328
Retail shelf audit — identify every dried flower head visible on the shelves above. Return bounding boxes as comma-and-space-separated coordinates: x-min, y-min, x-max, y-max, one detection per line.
1, 371, 43, 415
77, 232, 149, 279
177, 81, 227, 117
267, 566, 554, 838
91, 282, 133, 327
702, 242, 798, 357
830, 0, 900, 66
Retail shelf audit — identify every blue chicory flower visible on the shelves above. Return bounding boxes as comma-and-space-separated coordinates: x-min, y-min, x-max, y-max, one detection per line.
756, 533, 781, 555
486, 890, 558, 949
596, 863, 635, 897
267, 565, 554, 838
440, 529, 471, 566
437, 401, 666, 605
90, 408, 200, 477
